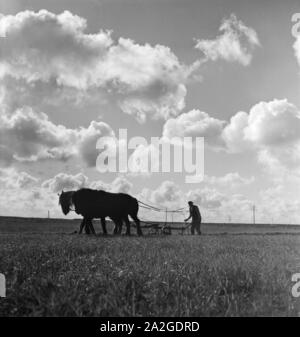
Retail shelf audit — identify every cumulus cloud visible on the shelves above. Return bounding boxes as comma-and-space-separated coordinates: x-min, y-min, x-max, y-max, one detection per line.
78, 121, 114, 167
42, 172, 89, 193
0, 10, 190, 121
0, 168, 57, 217
43, 172, 133, 195
202, 173, 254, 188
195, 14, 260, 66
0, 10, 113, 86
258, 185, 300, 224
139, 180, 183, 209
161, 99, 300, 180
152, 180, 182, 206
90, 175, 134, 193
221, 111, 250, 152
0, 186, 59, 218
186, 187, 255, 222
222, 99, 300, 152
0, 106, 77, 163
162, 109, 225, 148
0, 105, 114, 167
222, 99, 300, 179
186, 187, 226, 209
0, 168, 38, 189
243, 100, 300, 146
110, 176, 133, 193
138, 181, 253, 222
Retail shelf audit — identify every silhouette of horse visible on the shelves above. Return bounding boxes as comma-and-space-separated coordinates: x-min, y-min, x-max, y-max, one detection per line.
59, 188, 143, 236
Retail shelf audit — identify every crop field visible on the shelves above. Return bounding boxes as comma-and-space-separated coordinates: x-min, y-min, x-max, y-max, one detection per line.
1, 216, 300, 317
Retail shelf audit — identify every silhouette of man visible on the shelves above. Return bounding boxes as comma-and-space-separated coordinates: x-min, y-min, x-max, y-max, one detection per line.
185, 201, 201, 235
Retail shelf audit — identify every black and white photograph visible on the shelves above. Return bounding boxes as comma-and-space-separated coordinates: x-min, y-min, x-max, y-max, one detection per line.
1, 0, 300, 324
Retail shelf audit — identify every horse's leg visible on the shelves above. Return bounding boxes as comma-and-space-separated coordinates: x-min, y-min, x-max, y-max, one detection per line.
117, 217, 123, 235
85, 221, 91, 234
124, 215, 131, 236
79, 218, 85, 234
87, 218, 96, 235
130, 214, 143, 236
83, 218, 93, 235
111, 217, 119, 235
113, 217, 123, 235
100, 217, 107, 235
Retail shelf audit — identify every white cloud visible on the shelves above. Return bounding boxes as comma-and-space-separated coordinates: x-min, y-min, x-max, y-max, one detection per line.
42, 172, 89, 193
0, 105, 114, 167
139, 180, 183, 209
195, 14, 260, 66
0, 186, 59, 218
110, 176, 133, 193
202, 173, 254, 188
77, 121, 114, 167
222, 99, 300, 152
186, 187, 226, 210
222, 99, 300, 179
162, 99, 300, 180
0, 10, 190, 121
0, 168, 38, 189
89, 175, 134, 193
243, 100, 300, 146
221, 111, 250, 152
0, 10, 113, 86
186, 187, 255, 223
0, 106, 77, 163
162, 109, 225, 148
259, 185, 300, 224
136, 180, 257, 223
43, 173, 133, 195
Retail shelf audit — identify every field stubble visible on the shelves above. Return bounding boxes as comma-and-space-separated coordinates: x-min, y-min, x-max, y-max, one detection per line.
0, 218, 300, 316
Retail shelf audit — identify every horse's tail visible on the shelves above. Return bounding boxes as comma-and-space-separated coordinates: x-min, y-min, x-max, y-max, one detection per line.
129, 197, 142, 236
130, 197, 139, 218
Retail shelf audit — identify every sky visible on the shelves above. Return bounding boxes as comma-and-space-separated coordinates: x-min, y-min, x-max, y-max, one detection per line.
0, 0, 300, 223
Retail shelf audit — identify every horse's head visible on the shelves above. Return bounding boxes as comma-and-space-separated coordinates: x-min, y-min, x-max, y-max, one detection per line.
58, 191, 74, 215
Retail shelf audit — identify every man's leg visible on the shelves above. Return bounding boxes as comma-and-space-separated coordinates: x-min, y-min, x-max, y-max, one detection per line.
191, 222, 195, 235
196, 221, 201, 235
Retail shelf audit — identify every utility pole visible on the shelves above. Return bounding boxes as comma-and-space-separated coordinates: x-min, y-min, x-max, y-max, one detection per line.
48, 210, 50, 219
252, 205, 256, 225
165, 208, 168, 225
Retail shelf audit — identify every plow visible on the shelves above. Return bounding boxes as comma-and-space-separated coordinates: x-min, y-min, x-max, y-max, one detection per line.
137, 200, 191, 235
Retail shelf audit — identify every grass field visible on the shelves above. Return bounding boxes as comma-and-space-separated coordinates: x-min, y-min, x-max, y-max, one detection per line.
1, 216, 300, 316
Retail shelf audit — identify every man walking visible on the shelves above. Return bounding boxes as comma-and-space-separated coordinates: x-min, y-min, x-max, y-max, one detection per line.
184, 201, 202, 235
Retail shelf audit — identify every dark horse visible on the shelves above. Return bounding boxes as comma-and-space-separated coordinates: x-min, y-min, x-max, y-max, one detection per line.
59, 188, 143, 236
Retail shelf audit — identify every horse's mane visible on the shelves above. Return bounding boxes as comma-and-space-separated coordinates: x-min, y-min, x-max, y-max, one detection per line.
58, 190, 74, 205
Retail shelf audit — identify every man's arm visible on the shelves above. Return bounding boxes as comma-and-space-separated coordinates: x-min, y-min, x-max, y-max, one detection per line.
184, 210, 192, 222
